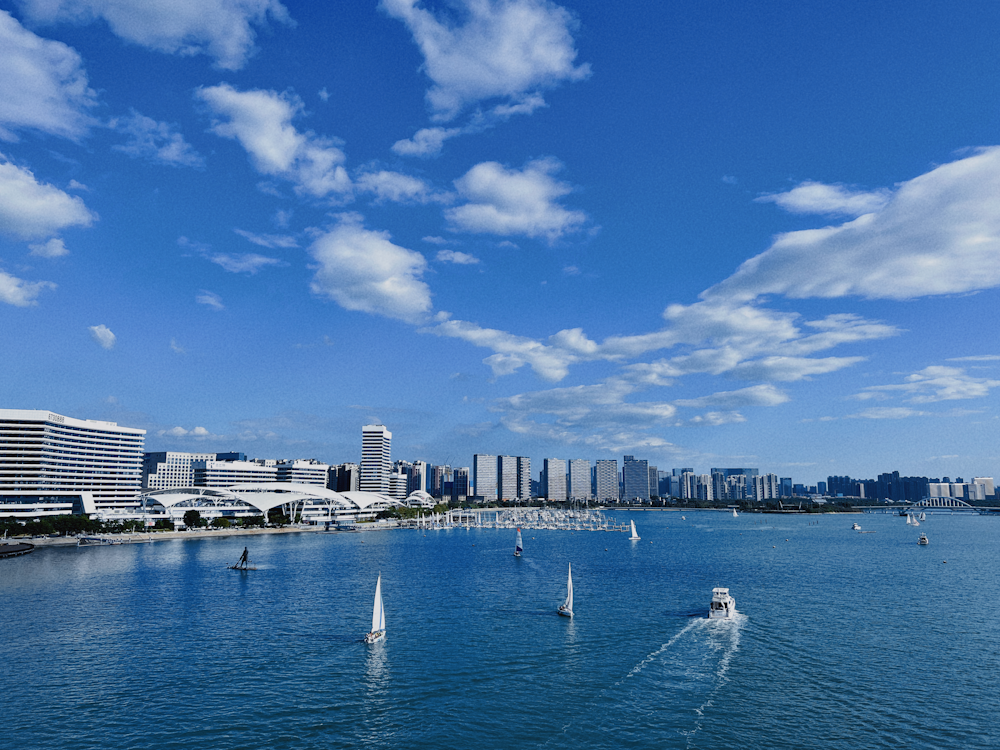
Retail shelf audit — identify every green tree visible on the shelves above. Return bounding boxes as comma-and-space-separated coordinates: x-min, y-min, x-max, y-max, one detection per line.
214, 517, 231, 528
183, 510, 202, 528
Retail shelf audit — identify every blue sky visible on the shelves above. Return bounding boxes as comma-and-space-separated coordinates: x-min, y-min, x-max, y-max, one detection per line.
3, 0, 1000, 484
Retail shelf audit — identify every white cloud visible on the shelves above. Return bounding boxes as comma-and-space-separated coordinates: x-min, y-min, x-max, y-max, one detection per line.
159, 425, 218, 439
209, 252, 283, 274
725, 356, 866, 382
197, 290, 224, 310
19, 0, 292, 71
683, 411, 746, 427
756, 181, 891, 217
355, 169, 445, 203
436, 249, 479, 264
563, 265, 580, 275
197, 84, 350, 198
88, 324, 116, 349
0, 11, 97, 141
0, 269, 55, 306
29, 237, 69, 257
170, 338, 185, 354
947, 355, 1000, 362
308, 216, 432, 322
111, 110, 203, 167
846, 407, 926, 420
0, 156, 96, 239
708, 147, 1000, 302
391, 126, 462, 157
446, 158, 586, 240
674, 384, 789, 409
234, 228, 298, 248
381, 0, 589, 122
857, 365, 1000, 404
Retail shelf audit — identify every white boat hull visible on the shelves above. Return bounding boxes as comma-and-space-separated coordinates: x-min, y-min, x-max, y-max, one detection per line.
364, 630, 385, 644
708, 587, 736, 619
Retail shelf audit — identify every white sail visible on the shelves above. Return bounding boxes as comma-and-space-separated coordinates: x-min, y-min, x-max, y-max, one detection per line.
732, 508, 738, 517
629, 519, 640, 540
515, 528, 523, 555
564, 563, 573, 612
371, 574, 385, 634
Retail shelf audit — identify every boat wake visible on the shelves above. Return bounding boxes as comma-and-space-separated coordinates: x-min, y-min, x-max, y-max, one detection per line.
616, 620, 700, 685
682, 612, 746, 748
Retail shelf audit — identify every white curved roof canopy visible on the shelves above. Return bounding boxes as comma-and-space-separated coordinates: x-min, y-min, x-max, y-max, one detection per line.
140, 483, 380, 514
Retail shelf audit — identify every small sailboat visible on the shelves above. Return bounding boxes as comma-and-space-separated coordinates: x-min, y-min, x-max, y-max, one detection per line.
732, 508, 738, 518
629, 519, 640, 541
228, 547, 256, 570
920, 512, 926, 521
558, 563, 574, 618
514, 527, 523, 557
708, 587, 736, 619
364, 574, 386, 644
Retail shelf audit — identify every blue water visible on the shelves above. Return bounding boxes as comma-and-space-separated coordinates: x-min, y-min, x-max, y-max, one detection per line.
2, 512, 999, 749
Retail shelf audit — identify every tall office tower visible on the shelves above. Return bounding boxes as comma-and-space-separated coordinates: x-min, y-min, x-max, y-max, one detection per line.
360, 424, 392, 493
428, 464, 449, 497
568, 459, 591, 500
711, 471, 728, 501
388, 472, 408, 500
330, 463, 360, 492
680, 471, 697, 500
752, 473, 780, 501
410, 461, 428, 494
595, 459, 619, 503
779, 477, 793, 498
543, 458, 567, 501
473, 454, 498, 500
498, 455, 518, 500
194, 460, 278, 487
726, 474, 747, 500
452, 467, 470, 502
143, 451, 217, 489
622, 456, 650, 503
696, 474, 713, 501
276, 459, 329, 486
0, 408, 146, 517
647, 465, 658, 498
517, 457, 532, 501
817, 480, 828, 496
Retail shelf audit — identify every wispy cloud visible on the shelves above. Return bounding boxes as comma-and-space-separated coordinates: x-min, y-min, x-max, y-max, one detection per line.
88, 324, 116, 349
197, 290, 224, 310
436, 249, 480, 265
234, 228, 298, 248
111, 110, 203, 167
209, 252, 284, 274
855, 365, 1000, 404
756, 180, 891, 217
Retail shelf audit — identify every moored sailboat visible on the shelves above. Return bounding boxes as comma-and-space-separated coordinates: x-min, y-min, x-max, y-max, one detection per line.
365, 574, 386, 644
558, 563, 574, 618
514, 527, 523, 557
629, 519, 640, 541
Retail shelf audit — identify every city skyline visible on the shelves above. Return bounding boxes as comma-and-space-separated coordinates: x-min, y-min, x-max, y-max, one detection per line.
4, 2, 1000, 482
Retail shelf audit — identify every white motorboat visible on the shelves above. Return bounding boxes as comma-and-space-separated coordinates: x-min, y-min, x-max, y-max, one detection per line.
918, 533, 929, 545
364, 574, 386, 644
629, 519, 640, 541
708, 587, 736, 619
558, 563, 574, 618
852, 522, 861, 531
514, 527, 523, 557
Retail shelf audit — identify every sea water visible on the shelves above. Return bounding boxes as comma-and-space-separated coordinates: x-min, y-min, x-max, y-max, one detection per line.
2, 511, 999, 749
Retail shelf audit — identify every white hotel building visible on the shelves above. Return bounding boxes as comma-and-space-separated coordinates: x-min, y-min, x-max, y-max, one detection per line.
0, 409, 145, 517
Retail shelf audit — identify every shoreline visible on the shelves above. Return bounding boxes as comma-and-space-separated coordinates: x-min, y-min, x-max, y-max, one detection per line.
18, 525, 328, 548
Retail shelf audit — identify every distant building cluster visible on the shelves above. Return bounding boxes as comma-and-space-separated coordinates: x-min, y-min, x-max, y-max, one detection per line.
1, 409, 996, 521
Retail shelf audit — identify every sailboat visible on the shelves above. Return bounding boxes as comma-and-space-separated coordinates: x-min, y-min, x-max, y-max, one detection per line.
629, 519, 640, 541
514, 527, 523, 557
732, 508, 738, 518
558, 563, 574, 618
920, 512, 926, 521
364, 574, 386, 644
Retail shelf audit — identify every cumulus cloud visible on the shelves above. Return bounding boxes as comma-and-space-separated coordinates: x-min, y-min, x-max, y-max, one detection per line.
29, 237, 69, 257
308, 215, 432, 322
856, 365, 1000, 404
197, 84, 350, 198
196, 290, 224, 310
446, 158, 586, 240
88, 324, 116, 349
159, 425, 217, 439
756, 181, 891, 217
18, 0, 292, 71
436, 249, 479, 264
381, 0, 589, 122
0, 11, 97, 141
391, 126, 462, 157
0, 269, 55, 306
0, 156, 96, 239
111, 110, 203, 167
209, 252, 283, 274
708, 147, 1000, 302
355, 169, 446, 203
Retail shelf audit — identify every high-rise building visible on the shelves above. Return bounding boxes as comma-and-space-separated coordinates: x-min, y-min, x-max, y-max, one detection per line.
452, 467, 470, 502
752, 473, 780, 501
648, 465, 658, 498
143, 451, 217, 489
360, 424, 392, 494
411, 461, 428, 495
0, 409, 145, 517
517, 457, 532, 501
595, 459, 619, 503
194, 460, 278, 487
330, 463, 359, 492
473, 454, 498, 500
498, 455, 518, 500
568, 459, 590, 499
543, 458, 566, 501
622, 456, 649, 503
275, 459, 329, 486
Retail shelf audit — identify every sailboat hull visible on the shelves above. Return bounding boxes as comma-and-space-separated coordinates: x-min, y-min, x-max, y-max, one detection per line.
558, 607, 573, 618
364, 630, 385, 644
